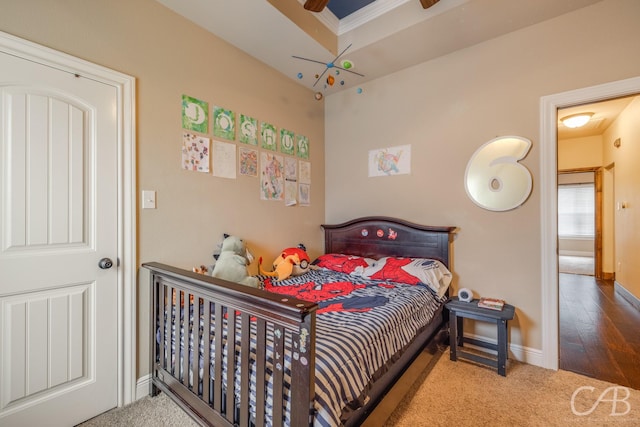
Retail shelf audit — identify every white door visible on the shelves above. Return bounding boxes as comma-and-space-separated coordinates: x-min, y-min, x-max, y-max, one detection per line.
0, 50, 118, 426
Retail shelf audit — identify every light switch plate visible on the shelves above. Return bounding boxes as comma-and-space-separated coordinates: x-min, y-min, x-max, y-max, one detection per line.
142, 190, 156, 209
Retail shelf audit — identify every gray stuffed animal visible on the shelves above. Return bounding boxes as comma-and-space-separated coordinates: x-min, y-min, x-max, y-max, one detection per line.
211, 235, 259, 288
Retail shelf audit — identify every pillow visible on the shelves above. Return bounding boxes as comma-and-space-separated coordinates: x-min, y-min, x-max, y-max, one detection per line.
362, 257, 452, 298
312, 253, 375, 275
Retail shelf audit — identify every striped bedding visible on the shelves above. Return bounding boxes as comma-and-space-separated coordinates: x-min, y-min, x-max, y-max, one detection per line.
163, 266, 448, 426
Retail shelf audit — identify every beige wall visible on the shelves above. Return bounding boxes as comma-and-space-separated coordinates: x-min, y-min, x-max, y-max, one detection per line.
603, 96, 640, 300
0, 0, 325, 380
325, 0, 640, 353
2, 0, 639, 383
558, 136, 603, 170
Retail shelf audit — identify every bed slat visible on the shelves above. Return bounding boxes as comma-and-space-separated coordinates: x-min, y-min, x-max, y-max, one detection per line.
158, 284, 167, 371
271, 325, 285, 426
290, 314, 316, 426
239, 312, 251, 427
192, 294, 201, 394
173, 289, 180, 378
255, 318, 266, 427
182, 292, 189, 388
213, 303, 223, 413
202, 300, 212, 405
226, 309, 237, 419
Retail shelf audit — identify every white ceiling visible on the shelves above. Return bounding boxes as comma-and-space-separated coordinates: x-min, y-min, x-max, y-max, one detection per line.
156, 0, 631, 138
156, 0, 603, 94
558, 96, 635, 140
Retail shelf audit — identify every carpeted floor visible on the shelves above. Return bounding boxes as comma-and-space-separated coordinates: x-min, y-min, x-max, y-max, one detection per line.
385, 353, 640, 426
79, 392, 198, 427
80, 351, 640, 426
558, 255, 594, 276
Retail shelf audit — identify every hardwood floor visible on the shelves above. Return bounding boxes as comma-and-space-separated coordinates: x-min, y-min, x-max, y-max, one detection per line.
560, 272, 640, 390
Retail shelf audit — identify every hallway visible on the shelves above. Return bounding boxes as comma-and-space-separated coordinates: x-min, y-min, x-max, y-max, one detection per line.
559, 273, 640, 390
558, 255, 594, 276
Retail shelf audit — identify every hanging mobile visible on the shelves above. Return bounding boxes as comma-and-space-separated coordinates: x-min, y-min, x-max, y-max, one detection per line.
292, 43, 364, 88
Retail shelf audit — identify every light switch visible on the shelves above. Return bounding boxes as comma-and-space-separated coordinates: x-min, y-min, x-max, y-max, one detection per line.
142, 190, 156, 209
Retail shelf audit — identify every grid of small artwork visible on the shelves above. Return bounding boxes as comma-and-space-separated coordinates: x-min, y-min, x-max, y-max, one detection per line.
181, 94, 311, 206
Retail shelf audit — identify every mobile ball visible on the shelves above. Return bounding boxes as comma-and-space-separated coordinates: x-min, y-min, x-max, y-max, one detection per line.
341, 60, 353, 70
297, 72, 303, 79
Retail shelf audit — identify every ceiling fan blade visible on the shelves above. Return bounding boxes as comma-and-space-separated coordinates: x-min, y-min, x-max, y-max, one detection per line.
420, 0, 440, 9
304, 0, 330, 12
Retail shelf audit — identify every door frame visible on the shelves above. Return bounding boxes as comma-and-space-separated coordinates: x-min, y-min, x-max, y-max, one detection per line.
540, 76, 640, 370
0, 31, 137, 406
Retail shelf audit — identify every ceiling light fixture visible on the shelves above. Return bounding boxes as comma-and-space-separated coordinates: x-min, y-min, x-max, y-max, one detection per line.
560, 112, 594, 128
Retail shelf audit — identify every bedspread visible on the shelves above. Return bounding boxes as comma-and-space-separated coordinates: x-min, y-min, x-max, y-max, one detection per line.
160, 268, 447, 426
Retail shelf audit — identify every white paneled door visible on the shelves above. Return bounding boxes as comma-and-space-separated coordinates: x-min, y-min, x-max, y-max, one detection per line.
0, 51, 118, 426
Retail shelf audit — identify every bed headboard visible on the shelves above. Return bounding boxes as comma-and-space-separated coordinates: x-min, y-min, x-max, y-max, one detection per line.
322, 216, 457, 268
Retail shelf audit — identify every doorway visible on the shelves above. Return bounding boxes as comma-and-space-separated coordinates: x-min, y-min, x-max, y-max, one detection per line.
540, 76, 640, 373
556, 97, 640, 388
557, 170, 596, 277
0, 31, 136, 424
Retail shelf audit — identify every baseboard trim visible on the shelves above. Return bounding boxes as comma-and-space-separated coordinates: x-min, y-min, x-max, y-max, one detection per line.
558, 251, 594, 257
464, 332, 545, 368
615, 281, 640, 312
136, 374, 151, 401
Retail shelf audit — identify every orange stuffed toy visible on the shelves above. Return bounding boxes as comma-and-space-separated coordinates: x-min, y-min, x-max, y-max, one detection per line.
259, 244, 311, 281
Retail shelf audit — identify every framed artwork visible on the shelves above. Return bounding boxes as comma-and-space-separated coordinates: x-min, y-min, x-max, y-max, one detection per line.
261, 122, 277, 151
213, 106, 235, 140
296, 135, 309, 159
182, 95, 208, 133
280, 128, 295, 155
239, 114, 258, 145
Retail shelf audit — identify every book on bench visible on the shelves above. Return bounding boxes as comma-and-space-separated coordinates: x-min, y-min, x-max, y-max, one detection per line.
477, 297, 505, 311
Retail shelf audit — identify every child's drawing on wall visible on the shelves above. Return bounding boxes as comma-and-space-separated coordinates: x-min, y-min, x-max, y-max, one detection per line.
368, 144, 411, 177
260, 152, 284, 200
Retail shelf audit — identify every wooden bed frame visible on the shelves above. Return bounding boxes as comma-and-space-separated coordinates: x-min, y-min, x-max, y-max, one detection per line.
144, 216, 456, 426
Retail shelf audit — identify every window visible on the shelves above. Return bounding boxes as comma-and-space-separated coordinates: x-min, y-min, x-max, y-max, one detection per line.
558, 183, 595, 238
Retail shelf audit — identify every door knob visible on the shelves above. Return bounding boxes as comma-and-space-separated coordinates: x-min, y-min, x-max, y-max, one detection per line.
99, 258, 114, 269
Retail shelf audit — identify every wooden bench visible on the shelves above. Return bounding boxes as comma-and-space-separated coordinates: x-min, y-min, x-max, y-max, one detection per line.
446, 297, 515, 376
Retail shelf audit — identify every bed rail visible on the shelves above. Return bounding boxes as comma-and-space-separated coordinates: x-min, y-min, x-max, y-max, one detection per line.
144, 262, 318, 427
